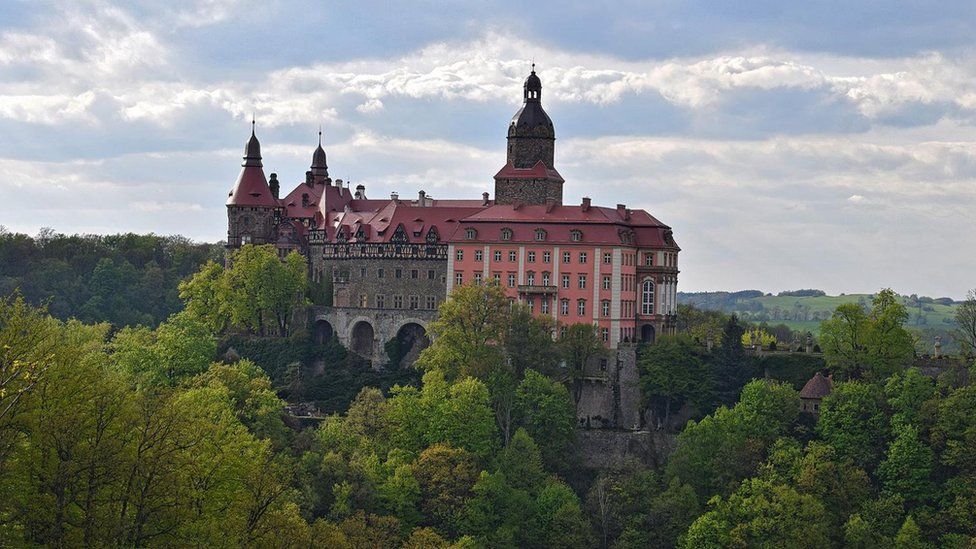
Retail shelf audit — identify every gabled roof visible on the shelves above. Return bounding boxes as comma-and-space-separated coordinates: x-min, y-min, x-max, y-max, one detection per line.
494, 160, 563, 182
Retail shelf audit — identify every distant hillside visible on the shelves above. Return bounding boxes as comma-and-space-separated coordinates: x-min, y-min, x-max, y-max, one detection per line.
678, 290, 962, 352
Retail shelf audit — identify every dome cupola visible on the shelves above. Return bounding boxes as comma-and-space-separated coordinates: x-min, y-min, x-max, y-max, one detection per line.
242, 119, 262, 167
311, 129, 328, 177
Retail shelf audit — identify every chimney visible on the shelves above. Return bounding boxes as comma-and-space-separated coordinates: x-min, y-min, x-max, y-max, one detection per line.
336, 179, 343, 189
581, 197, 591, 212
269, 173, 280, 199
616, 203, 630, 220
418, 190, 426, 206
391, 191, 399, 202
356, 184, 366, 200
482, 192, 490, 206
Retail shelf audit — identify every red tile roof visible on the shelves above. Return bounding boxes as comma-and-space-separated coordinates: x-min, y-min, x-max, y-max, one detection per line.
227, 166, 277, 207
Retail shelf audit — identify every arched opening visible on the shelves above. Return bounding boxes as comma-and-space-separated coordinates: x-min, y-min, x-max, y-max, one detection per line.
314, 319, 334, 345
641, 324, 656, 344
395, 323, 430, 363
351, 321, 375, 357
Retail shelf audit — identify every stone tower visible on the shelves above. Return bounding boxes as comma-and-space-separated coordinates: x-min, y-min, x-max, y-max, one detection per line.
226, 121, 277, 249
494, 65, 564, 205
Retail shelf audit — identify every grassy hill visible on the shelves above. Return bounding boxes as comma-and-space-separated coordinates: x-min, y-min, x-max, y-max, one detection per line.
678, 290, 962, 352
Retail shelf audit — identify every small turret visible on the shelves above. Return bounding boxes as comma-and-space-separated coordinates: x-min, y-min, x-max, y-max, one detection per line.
311, 129, 328, 179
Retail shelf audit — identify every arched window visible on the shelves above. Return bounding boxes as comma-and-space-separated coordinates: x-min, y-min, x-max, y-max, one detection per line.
570, 229, 583, 242
641, 279, 655, 315
500, 228, 513, 241
534, 228, 547, 242
465, 228, 478, 240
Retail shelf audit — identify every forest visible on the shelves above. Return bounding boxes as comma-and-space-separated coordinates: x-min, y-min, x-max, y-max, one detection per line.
2, 241, 976, 547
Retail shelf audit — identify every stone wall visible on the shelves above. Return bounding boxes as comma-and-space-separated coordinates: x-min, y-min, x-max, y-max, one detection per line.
226, 205, 275, 248
576, 429, 677, 470
310, 255, 448, 311
494, 177, 563, 206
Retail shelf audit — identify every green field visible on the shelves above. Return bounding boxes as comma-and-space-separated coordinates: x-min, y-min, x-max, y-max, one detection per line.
678, 291, 962, 352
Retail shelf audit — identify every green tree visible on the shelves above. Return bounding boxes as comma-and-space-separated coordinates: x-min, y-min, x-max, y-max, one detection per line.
666, 380, 800, 499
178, 260, 229, 332
820, 302, 870, 379
817, 381, 890, 471
638, 335, 710, 427
412, 444, 480, 538
417, 283, 509, 381
426, 377, 499, 460
864, 289, 915, 378
878, 425, 935, 508
953, 289, 976, 356
682, 477, 830, 549
514, 369, 577, 472
558, 323, 605, 403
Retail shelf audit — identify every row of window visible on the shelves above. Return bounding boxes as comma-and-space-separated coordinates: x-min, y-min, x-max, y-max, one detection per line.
456, 271, 615, 290
464, 228, 586, 242
459, 249, 608, 265
354, 267, 440, 281
359, 294, 438, 310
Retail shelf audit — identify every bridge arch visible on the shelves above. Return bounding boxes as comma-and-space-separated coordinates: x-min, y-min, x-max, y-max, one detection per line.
350, 320, 376, 357
313, 319, 334, 344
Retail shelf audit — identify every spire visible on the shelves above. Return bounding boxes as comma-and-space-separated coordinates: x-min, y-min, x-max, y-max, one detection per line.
310, 127, 328, 177
243, 118, 262, 168
523, 63, 542, 103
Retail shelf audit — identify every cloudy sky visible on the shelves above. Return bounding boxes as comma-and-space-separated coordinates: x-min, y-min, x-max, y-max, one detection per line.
1, 0, 974, 297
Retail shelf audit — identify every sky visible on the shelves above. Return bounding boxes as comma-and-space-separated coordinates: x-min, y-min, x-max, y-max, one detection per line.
0, 0, 974, 298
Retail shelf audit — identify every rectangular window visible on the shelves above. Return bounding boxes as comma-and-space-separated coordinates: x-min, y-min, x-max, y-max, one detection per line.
562, 251, 571, 264
409, 295, 419, 309
526, 297, 534, 312
509, 251, 517, 262
376, 294, 385, 308
394, 295, 403, 308
543, 251, 551, 263
527, 251, 536, 262
527, 272, 536, 285
645, 253, 654, 266
359, 293, 368, 307
360, 267, 367, 277
562, 274, 570, 289
579, 252, 587, 263
456, 249, 463, 261
578, 274, 587, 289
542, 272, 550, 286
560, 299, 569, 316
494, 250, 502, 261
603, 276, 611, 290
577, 300, 586, 316
426, 296, 436, 309
602, 300, 610, 317
474, 272, 483, 285
541, 298, 550, 314
601, 328, 609, 342
475, 250, 483, 261
411, 269, 419, 279
508, 273, 516, 287
604, 252, 612, 264
395, 268, 402, 279
378, 268, 385, 278
493, 272, 501, 283
456, 272, 463, 285
428, 269, 436, 280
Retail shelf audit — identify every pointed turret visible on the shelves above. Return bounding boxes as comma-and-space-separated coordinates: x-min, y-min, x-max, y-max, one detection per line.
311, 129, 329, 179
227, 119, 276, 206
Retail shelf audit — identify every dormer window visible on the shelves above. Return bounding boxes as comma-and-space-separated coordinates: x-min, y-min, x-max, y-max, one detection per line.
534, 228, 547, 242
500, 228, 513, 241
570, 230, 583, 242
465, 228, 478, 240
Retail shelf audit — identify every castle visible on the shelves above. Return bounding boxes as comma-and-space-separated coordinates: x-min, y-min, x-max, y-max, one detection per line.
226, 67, 680, 368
